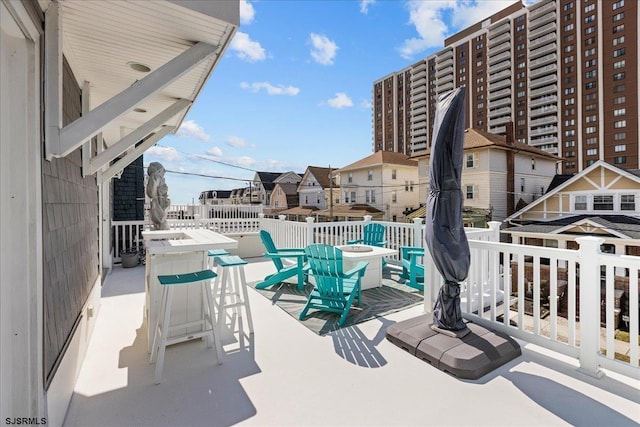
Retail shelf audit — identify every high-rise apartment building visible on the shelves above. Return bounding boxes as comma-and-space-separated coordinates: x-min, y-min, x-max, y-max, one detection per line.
373, 0, 638, 173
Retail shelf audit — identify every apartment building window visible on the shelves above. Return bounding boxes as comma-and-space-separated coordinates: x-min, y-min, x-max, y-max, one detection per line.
613, 12, 624, 22
586, 127, 596, 135
614, 132, 626, 140
613, 36, 625, 46
584, 48, 595, 57
585, 82, 596, 90
586, 137, 597, 145
391, 190, 397, 203
517, 43, 525, 50
584, 60, 595, 68
517, 91, 525, 98
614, 156, 626, 164
614, 60, 626, 69
566, 151, 575, 158
614, 144, 626, 152
621, 195, 635, 210
614, 84, 626, 92
586, 93, 596, 101
584, 37, 595, 46
613, 48, 625, 57
586, 148, 597, 156
565, 108, 576, 116
584, 15, 595, 24
565, 119, 575, 126
367, 170, 373, 181
586, 159, 596, 167
594, 195, 614, 210
613, 24, 624, 33
586, 104, 596, 111
585, 115, 596, 123
565, 98, 575, 105
613, 72, 625, 81
584, 4, 595, 12
516, 24, 524, 32
585, 70, 596, 79
614, 108, 626, 117
574, 195, 587, 210
613, 0, 625, 9
466, 185, 475, 200
565, 129, 576, 137
563, 2, 573, 11
585, 26, 595, 35
564, 34, 574, 42
614, 120, 626, 128
564, 23, 574, 31
391, 169, 397, 179
564, 55, 574, 63
348, 172, 353, 183
564, 13, 574, 22
566, 161, 576, 169
565, 140, 575, 147
564, 87, 575, 95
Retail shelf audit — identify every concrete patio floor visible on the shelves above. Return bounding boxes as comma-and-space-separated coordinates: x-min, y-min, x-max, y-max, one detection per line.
63, 259, 639, 427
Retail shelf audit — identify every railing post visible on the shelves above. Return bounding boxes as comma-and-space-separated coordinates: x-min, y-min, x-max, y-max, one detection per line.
194, 214, 201, 229
412, 217, 423, 247
576, 236, 605, 378
487, 221, 501, 242
363, 215, 372, 225
305, 216, 315, 246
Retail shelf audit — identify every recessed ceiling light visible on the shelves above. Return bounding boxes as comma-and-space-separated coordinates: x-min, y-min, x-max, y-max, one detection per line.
127, 62, 151, 73
133, 108, 147, 113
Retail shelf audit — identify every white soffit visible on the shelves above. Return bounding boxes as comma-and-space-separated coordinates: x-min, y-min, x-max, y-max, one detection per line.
41, 0, 238, 147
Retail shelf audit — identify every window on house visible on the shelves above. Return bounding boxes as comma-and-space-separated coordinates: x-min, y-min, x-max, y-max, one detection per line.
520, 178, 525, 192
466, 185, 475, 200
574, 195, 587, 210
614, 156, 627, 164
391, 169, 397, 179
409, 181, 414, 192
621, 195, 635, 210
531, 158, 536, 170
594, 195, 614, 210
350, 191, 356, 204
344, 192, 349, 203
367, 170, 373, 181
348, 173, 353, 183
466, 153, 475, 168
586, 148, 597, 156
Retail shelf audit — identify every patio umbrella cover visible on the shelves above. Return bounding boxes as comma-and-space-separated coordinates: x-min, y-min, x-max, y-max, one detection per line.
424, 87, 470, 331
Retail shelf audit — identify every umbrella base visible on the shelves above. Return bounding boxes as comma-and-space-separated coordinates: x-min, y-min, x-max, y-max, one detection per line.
430, 324, 470, 338
386, 314, 521, 380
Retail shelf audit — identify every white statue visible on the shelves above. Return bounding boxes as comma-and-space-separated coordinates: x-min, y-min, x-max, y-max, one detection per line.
146, 162, 170, 230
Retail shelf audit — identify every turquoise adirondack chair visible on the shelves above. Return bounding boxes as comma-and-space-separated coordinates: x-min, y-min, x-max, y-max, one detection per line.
399, 246, 424, 291
256, 230, 307, 290
348, 223, 386, 247
300, 244, 368, 327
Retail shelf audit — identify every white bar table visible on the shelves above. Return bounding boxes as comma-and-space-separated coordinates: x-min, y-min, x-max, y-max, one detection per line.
337, 245, 397, 290
143, 229, 238, 352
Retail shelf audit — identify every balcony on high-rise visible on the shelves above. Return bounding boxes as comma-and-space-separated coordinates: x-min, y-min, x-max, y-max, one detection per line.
529, 21, 556, 39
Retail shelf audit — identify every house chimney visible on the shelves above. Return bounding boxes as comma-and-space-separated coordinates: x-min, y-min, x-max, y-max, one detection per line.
505, 121, 515, 145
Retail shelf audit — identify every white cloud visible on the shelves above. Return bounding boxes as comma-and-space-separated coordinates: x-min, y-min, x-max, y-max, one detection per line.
327, 92, 353, 109
399, 0, 519, 59
176, 120, 210, 142
232, 156, 257, 168
239, 0, 255, 25
309, 33, 338, 65
360, 0, 375, 14
206, 147, 223, 157
360, 99, 372, 110
230, 32, 266, 62
240, 81, 300, 96
145, 146, 181, 162
226, 136, 251, 147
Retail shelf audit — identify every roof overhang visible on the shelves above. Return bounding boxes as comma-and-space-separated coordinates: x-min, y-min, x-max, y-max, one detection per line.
41, 0, 238, 179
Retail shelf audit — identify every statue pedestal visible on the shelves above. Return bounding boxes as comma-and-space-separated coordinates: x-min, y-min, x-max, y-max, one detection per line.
386, 314, 521, 380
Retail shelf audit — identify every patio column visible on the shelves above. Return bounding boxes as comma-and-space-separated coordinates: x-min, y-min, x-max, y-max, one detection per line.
305, 216, 315, 246
487, 221, 501, 242
412, 217, 423, 248
576, 236, 605, 378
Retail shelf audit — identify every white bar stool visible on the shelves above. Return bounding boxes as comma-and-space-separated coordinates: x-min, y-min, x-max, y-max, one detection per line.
213, 255, 254, 336
150, 269, 222, 384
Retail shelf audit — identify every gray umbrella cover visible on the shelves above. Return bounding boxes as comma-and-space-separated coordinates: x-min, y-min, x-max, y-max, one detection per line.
424, 87, 470, 331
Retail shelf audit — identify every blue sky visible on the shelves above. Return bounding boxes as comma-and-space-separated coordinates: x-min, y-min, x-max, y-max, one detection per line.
144, 0, 525, 204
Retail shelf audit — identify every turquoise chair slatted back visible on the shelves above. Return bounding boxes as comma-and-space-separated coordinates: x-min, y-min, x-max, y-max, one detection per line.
305, 244, 345, 298
362, 223, 385, 247
260, 230, 284, 271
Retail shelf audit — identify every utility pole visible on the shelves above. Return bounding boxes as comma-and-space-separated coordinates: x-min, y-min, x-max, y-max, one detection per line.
329, 165, 333, 221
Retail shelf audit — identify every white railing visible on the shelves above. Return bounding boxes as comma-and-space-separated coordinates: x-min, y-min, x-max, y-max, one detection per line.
112, 214, 639, 378
166, 204, 263, 219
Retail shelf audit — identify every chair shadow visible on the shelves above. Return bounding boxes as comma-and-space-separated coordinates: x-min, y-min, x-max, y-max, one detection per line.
330, 317, 395, 368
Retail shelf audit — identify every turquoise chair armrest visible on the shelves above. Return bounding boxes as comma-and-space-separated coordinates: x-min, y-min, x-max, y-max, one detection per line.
264, 252, 305, 259
344, 261, 368, 278
347, 239, 363, 245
